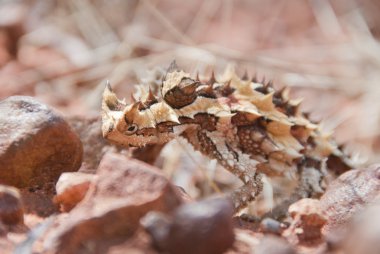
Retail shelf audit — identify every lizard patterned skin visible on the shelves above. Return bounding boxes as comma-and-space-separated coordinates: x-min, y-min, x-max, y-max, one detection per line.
101, 62, 353, 213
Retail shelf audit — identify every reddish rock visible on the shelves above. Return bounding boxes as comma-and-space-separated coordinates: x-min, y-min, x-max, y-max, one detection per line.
43, 153, 183, 254
320, 165, 380, 233
107, 229, 157, 254
0, 237, 15, 253
141, 196, 235, 254
54, 172, 95, 212
342, 200, 380, 254
283, 198, 326, 245
0, 185, 23, 226
20, 189, 58, 217
255, 235, 296, 254
0, 96, 83, 188
225, 229, 260, 254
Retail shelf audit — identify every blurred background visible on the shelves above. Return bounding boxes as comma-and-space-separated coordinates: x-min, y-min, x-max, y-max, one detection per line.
1, 0, 380, 203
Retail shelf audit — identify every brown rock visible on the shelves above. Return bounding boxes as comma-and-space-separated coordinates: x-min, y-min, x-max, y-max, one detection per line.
107, 229, 157, 254
283, 198, 326, 245
320, 165, 380, 233
68, 116, 117, 172
140, 212, 171, 250
0, 184, 23, 225
43, 153, 183, 254
342, 200, 380, 254
0, 96, 83, 188
141, 196, 235, 254
255, 235, 296, 254
0, 237, 15, 253
54, 172, 95, 212
20, 189, 58, 217
225, 229, 260, 254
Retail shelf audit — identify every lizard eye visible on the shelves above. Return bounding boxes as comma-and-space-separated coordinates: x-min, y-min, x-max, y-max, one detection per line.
125, 124, 138, 135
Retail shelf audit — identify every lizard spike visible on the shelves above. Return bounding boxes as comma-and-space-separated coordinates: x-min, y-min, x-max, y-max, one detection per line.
275, 86, 290, 101
130, 101, 142, 112
252, 91, 276, 112
251, 72, 258, 83
286, 103, 300, 116
142, 87, 158, 108
105, 80, 113, 92
302, 112, 311, 119
203, 83, 215, 95
217, 80, 234, 96
198, 82, 216, 98
275, 86, 286, 96
207, 70, 216, 86
130, 94, 137, 103
266, 80, 274, 88
124, 101, 143, 123
338, 144, 345, 150
261, 76, 266, 84
225, 80, 231, 88
224, 80, 232, 90
146, 87, 158, 103
195, 71, 200, 81
167, 60, 179, 73
241, 70, 249, 81
102, 81, 124, 111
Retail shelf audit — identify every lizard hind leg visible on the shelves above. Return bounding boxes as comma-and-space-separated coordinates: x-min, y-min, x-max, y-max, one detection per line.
262, 165, 325, 220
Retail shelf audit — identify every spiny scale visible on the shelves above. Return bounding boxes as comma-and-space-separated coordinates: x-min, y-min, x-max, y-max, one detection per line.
101, 61, 354, 212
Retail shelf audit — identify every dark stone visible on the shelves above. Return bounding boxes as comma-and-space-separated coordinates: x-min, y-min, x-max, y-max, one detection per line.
0, 96, 83, 188
142, 196, 235, 254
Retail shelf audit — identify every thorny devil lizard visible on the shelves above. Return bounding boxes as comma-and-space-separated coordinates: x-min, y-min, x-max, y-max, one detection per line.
101, 61, 355, 216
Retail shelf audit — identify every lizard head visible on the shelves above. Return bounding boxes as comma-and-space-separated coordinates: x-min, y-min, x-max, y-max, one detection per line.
101, 81, 179, 147
101, 62, 200, 147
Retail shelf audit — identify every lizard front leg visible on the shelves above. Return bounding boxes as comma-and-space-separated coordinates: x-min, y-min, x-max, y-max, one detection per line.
230, 173, 263, 210
182, 127, 264, 211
